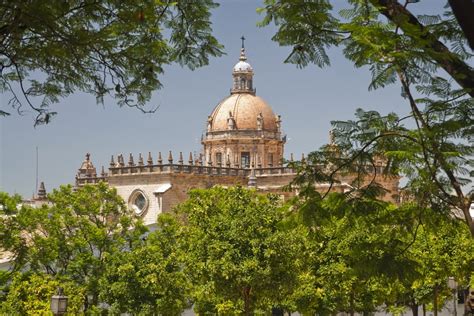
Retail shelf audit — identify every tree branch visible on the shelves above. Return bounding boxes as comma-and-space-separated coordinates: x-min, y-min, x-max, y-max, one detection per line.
370, 0, 474, 97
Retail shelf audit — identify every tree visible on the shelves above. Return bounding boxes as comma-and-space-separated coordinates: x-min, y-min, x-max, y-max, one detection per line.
287, 184, 473, 315
406, 214, 474, 316
99, 214, 190, 315
0, 183, 147, 312
0, 0, 223, 125
175, 186, 306, 315
291, 190, 422, 315
0, 272, 84, 315
259, 0, 474, 236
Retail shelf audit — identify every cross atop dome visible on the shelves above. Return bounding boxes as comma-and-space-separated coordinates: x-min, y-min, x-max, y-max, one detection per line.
239, 35, 248, 62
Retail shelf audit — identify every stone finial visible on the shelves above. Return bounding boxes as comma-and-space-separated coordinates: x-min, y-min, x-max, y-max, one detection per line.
199, 154, 203, 166
168, 151, 173, 164
178, 152, 184, 165
276, 114, 281, 132
138, 153, 144, 166
248, 168, 257, 188
110, 155, 115, 168
128, 153, 135, 166
301, 153, 306, 163
189, 152, 194, 165
118, 154, 125, 167
37, 181, 47, 199
101, 166, 106, 177
207, 116, 212, 133
290, 153, 294, 162
157, 152, 163, 165
147, 152, 153, 166
77, 153, 97, 178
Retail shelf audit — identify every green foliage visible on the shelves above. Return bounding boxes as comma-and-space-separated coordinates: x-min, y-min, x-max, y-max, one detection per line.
0, 191, 22, 215
175, 186, 307, 314
0, 183, 147, 312
259, 0, 473, 92
1, 272, 84, 315
0, 0, 223, 125
384, 211, 474, 314
287, 185, 474, 315
295, 193, 421, 314
1, 183, 472, 315
100, 214, 190, 315
260, 0, 474, 236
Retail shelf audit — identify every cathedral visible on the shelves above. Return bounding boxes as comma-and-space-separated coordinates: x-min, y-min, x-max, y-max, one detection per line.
74, 45, 400, 226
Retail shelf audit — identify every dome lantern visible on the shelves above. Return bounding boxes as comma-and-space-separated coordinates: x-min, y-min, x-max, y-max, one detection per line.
231, 36, 255, 95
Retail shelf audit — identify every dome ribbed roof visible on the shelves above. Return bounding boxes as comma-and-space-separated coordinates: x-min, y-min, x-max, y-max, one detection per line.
209, 93, 277, 131
233, 60, 253, 72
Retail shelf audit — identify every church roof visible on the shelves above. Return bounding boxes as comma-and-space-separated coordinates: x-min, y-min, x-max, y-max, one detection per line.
233, 60, 253, 72
209, 93, 277, 132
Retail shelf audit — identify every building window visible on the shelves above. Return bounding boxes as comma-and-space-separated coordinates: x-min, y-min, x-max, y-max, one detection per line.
129, 189, 149, 216
216, 152, 222, 165
268, 153, 274, 167
240, 78, 246, 89
241, 152, 250, 168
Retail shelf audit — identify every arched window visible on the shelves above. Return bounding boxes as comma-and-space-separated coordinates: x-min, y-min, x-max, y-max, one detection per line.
240, 78, 246, 90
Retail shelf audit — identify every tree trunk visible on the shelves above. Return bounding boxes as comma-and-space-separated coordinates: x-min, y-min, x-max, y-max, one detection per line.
83, 294, 89, 312
349, 291, 355, 316
448, 0, 474, 49
422, 303, 426, 316
411, 304, 419, 316
243, 286, 252, 316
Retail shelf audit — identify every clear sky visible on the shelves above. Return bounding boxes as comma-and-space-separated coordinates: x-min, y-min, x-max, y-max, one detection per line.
0, 0, 448, 197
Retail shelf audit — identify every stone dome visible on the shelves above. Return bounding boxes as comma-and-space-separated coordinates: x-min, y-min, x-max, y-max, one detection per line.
209, 93, 278, 132
233, 60, 253, 72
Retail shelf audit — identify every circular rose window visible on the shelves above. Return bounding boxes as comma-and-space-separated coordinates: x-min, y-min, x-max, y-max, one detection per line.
129, 190, 149, 216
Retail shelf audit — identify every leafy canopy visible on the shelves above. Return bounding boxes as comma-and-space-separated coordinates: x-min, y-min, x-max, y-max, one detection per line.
0, 182, 147, 312
100, 214, 190, 315
260, 0, 474, 236
0, 0, 223, 125
175, 186, 307, 315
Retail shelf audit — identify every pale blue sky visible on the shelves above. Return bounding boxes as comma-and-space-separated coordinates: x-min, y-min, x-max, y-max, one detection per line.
0, 1, 448, 197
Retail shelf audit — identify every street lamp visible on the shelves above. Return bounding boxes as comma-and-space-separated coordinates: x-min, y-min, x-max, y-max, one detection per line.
448, 277, 458, 316
51, 287, 68, 316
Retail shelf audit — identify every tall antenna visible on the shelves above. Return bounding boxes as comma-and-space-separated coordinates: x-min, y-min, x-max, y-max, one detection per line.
35, 146, 38, 196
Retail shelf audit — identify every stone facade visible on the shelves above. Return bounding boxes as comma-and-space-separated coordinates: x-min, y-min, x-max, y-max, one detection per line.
75, 46, 400, 226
